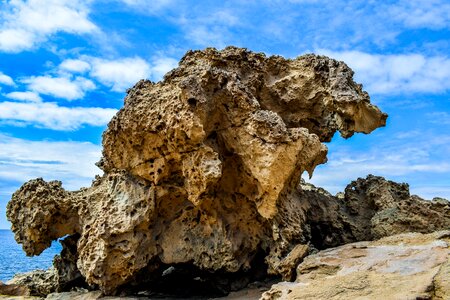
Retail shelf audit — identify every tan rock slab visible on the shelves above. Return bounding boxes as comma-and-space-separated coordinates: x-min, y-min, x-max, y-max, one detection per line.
262, 231, 450, 300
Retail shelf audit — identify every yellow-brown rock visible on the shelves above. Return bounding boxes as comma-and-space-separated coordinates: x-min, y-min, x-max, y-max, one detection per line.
6, 47, 387, 296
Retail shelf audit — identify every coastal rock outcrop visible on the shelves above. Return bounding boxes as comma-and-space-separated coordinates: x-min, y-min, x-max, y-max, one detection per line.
6, 46, 391, 296
301, 175, 450, 250
262, 230, 450, 300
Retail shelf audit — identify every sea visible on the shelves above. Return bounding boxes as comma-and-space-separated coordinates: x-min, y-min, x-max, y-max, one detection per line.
0, 229, 62, 282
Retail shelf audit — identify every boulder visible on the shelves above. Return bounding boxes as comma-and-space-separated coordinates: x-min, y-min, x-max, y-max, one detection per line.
0, 281, 31, 297
6, 269, 56, 297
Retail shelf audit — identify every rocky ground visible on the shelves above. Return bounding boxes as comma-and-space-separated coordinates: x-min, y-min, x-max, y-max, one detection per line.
1, 47, 449, 299
263, 230, 450, 300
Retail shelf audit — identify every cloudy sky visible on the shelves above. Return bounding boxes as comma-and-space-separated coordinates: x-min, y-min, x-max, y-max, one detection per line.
0, 0, 449, 228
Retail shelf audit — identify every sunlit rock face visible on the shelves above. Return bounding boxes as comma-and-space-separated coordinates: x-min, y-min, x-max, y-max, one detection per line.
262, 231, 450, 300
6, 47, 387, 295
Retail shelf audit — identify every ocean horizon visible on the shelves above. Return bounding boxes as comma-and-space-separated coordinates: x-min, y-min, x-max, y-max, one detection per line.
0, 229, 62, 282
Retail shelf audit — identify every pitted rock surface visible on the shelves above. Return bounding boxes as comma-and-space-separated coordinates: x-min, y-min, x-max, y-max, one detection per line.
302, 174, 450, 247
6, 47, 387, 295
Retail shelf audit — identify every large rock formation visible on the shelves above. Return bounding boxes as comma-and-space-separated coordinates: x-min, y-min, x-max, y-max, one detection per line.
262, 231, 450, 300
6, 46, 393, 296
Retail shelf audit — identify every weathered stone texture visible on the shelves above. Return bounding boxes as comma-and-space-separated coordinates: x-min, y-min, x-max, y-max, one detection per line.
6, 47, 390, 295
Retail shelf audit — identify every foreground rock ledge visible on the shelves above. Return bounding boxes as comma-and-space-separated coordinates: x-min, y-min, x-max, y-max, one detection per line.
6, 47, 389, 295
262, 231, 450, 300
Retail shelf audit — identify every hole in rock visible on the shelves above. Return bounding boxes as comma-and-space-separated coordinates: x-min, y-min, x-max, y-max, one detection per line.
207, 131, 217, 140
119, 247, 278, 298
54, 234, 90, 293
194, 211, 201, 223
308, 221, 356, 250
156, 123, 165, 131
187, 98, 197, 107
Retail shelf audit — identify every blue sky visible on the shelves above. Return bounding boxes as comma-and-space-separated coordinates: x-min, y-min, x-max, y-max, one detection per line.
0, 0, 449, 229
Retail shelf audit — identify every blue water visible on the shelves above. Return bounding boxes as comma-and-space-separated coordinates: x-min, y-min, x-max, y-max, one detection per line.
0, 230, 62, 282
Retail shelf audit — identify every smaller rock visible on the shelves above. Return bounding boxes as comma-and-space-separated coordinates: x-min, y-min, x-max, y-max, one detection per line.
7, 269, 57, 297
268, 244, 309, 281
433, 257, 450, 299
0, 281, 30, 296
46, 290, 104, 300
261, 231, 450, 300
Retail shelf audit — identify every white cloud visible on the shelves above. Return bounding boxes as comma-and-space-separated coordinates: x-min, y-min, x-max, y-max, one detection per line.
4, 91, 42, 102
104, 1, 450, 57
410, 186, 450, 200
59, 59, 91, 73
174, 9, 241, 48
0, 101, 117, 130
119, 0, 174, 12
427, 112, 450, 125
120, 0, 172, 5
0, 72, 14, 86
0, 134, 102, 190
150, 57, 178, 81
90, 57, 151, 92
23, 75, 95, 100
57, 55, 175, 88
306, 131, 450, 200
0, 28, 35, 53
389, 0, 450, 30
184, 25, 227, 48
0, 0, 97, 52
318, 49, 450, 94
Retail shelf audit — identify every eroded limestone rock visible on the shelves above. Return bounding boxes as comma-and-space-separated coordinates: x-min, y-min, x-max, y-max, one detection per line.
264, 174, 450, 280
6, 269, 57, 297
7, 47, 387, 295
6, 179, 79, 256
262, 231, 450, 300
301, 175, 450, 249
347, 175, 450, 239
